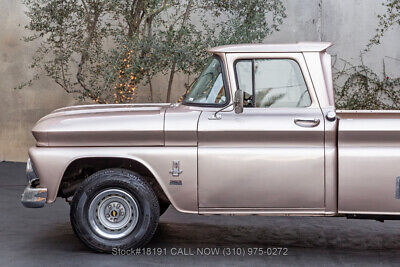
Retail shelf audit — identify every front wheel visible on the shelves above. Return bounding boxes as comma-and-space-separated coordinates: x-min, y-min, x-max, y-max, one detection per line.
70, 169, 160, 253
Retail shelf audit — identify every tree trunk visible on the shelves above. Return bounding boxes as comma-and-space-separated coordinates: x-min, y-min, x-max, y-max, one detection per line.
165, 0, 194, 102
148, 75, 154, 102
76, 3, 101, 101
166, 61, 176, 102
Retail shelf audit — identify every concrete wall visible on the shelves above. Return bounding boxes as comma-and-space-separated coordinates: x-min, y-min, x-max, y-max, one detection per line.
1, 0, 399, 162
273, 0, 400, 77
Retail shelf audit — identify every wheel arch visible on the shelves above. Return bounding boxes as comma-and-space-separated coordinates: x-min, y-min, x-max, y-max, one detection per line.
59, 156, 170, 206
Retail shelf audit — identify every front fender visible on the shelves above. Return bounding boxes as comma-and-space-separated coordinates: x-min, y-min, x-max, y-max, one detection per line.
28, 146, 198, 213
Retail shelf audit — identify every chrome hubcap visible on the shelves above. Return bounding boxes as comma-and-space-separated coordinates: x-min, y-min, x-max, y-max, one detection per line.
88, 189, 139, 239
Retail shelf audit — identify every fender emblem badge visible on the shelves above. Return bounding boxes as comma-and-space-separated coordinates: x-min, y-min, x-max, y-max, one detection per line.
169, 160, 182, 177
170, 180, 182, 185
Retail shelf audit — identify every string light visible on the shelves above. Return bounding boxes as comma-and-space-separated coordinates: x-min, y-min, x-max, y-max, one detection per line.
113, 48, 138, 104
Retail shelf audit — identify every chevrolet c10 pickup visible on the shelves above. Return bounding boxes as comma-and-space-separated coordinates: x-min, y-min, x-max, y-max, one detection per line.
21, 42, 400, 252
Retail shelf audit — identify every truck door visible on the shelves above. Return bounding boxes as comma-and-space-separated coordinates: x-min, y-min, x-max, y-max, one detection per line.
198, 53, 325, 210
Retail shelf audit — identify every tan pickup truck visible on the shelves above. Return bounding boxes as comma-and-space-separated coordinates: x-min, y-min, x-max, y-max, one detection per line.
22, 42, 400, 252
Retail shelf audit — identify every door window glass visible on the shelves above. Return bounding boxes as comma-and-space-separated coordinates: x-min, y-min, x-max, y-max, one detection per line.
235, 59, 311, 108
235, 60, 253, 107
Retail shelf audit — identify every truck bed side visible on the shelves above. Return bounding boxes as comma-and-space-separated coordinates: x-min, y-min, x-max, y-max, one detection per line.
338, 110, 400, 215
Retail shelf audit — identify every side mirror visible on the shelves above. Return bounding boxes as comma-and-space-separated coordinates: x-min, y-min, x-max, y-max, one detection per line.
208, 90, 243, 120
234, 89, 244, 114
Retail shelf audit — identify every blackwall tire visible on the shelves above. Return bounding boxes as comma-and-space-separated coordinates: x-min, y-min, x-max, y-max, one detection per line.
70, 168, 159, 253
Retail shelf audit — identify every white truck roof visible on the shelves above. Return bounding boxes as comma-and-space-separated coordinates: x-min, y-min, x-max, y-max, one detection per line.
208, 42, 333, 53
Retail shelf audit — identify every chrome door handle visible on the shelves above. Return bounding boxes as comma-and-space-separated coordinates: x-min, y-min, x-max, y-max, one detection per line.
294, 118, 320, 127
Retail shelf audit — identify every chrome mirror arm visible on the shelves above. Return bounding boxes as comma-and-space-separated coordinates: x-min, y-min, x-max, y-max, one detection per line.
208, 89, 243, 120
208, 103, 233, 120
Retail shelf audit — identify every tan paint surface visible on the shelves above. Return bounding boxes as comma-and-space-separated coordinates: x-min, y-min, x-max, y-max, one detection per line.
33, 104, 169, 147
338, 110, 400, 214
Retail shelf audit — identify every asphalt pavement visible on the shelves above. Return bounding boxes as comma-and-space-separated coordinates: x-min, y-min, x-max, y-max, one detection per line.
0, 161, 399, 266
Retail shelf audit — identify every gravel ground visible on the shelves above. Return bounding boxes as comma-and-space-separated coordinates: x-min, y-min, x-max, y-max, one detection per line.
0, 161, 399, 266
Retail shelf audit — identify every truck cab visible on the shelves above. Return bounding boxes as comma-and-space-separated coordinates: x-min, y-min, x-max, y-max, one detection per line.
191, 43, 336, 214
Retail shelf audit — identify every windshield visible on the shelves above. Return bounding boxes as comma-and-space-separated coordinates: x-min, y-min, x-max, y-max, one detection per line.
182, 57, 227, 105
